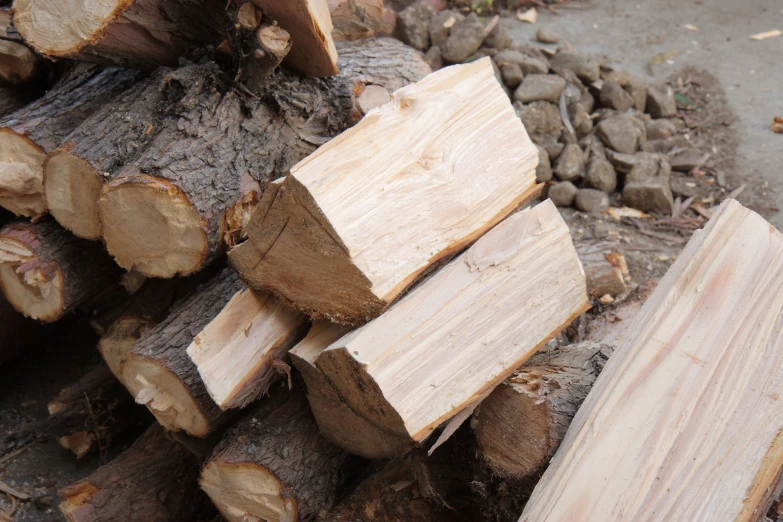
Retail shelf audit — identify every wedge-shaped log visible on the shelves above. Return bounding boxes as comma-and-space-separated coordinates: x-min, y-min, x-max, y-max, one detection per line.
230, 57, 541, 324
251, 0, 339, 76
200, 386, 346, 522
120, 268, 243, 437
187, 288, 309, 409
99, 38, 430, 278
312, 200, 588, 458
0, 219, 123, 321
13, 0, 226, 68
0, 65, 139, 217
58, 424, 200, 522
521, 199, 783, 522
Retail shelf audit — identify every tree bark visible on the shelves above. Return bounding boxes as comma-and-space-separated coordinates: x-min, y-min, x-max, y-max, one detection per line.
200, 386, 346, 522
120, 268, 244, 437
99, 38, 430, 278
0, 82, 39, 117
0, 219, 124, 322
58, 424, 201, 522
44, 62, 223, 240
0, 64, 140, 217
13, 0, 227, 68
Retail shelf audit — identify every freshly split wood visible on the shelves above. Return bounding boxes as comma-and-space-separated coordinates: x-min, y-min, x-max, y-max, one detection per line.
0, 65, 139, 217
119, 268, 243, 437
13, 0, 227, 67
187, 288, 309, 410
521, 200, 783, 521
97, 38, 429, 278
0, 219, 123, 322
310, 201, 588, 458
230, 57, 541, 324
200, 387, 346, 522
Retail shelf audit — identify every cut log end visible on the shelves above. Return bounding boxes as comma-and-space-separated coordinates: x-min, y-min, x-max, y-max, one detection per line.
0, 39, 40, 84
97, 316, 154, 383
122, 357, 209, 437
0, 233, 63, 321
0, 128, 46, 217
99, 176, 207, 278
200, 462, 297, 522
43, 151, 103, 240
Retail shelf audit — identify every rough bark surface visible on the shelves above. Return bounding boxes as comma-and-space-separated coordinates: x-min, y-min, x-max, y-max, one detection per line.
202, 386, 346, 521
58, 424, 201, 522
0, 219, 123, 321
13, 0, 227, 67
120, 268, 244, 436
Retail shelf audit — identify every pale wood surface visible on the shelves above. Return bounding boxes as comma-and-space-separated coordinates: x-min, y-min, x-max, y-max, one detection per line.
314, 200, 588, 457
521, 199, 783, 522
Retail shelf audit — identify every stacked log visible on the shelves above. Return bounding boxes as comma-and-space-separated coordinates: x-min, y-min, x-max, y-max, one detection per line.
0, 6, 43, 84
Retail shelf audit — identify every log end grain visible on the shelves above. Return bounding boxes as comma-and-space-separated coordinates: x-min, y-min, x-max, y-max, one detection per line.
99, 174, 208, 278
97, 315, 155, 384
0, 128, 46, 218
0, 39, 41, 84
43, 150, 104, 239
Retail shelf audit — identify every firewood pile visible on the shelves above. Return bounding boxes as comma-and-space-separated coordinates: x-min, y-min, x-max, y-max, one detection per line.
2, 1, 783, 522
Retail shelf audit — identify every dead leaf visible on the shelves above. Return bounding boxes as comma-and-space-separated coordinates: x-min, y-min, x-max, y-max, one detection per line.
517, 7, 537, 24
750, 29, 782, 40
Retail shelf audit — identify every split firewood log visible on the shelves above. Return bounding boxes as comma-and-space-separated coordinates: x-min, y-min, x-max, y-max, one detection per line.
58, 424, 201, 522
200, 386, 346, 522
98, 38, 430, 278
119, 268, 244, 437
0, 219, 123, 322
13, 0, 227, 68
289, 321, 414, 459
0, 7, 43, 84
0, 65, 140, 217
187, 287, 309, 410
0, 293, 50, 365
472, 282, 656, 480
250, 0, 339, 77
521, 200, 783, 521
329, 0, 396, 41
43, 62, 222, 240
229, 57, 541, 324
312, 201, 589, 458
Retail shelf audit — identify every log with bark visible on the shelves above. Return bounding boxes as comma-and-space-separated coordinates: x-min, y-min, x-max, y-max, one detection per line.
0, 7, 43, 84
98, 38, 430, 278
250, 0, 339, 77
312, 201, 589, 458
43, 62, 222, 240
187, 287, 309, 410
329, 0, 395, 41
0, 65, 139, 217
12, 0, 227, 67
58, 424, 201, 522
226, 2, 293, 86
229, 57, 541, 324
472, 282, 656, 480
119, 268, 243, 437
521, 200, 783, 521
0, 219, 123, 322
200, 386, 346, 522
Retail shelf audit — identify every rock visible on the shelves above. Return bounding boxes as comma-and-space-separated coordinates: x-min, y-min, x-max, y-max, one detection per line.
441, 13, 485, 63
575, 188, 610, 213
670, 148, 706, 172
568, 102, 593, 139
646, 84, 677, 118
395, 2, 436, 50
544, 142, 565, 160
623, 177, 674, 215
627, 154, 671, 183
500, 62, 524, 89
646, 118, 677, 140
584, 155, 616, 193
423, 46, 443, 71
428, 10, 462, 47
494, 50, 548, 75
483, 20, 512, 50
670, 177, 699, 198
579, 90, 595, 113
551, 51, 600, 82
562, 82, 583, 107
549, 181, 578, 207
516, 101, 563, 146
626, 80, 647, 112
536, 26, 560, 44
599, 81, 636, 111
600, 69, 633, 86
513, 74, 566, 103
595, 115, 642, 154
535, 145, 553, 183
553, 143, 585, 182
580, 133, 607, 159
640, 135, 691, 154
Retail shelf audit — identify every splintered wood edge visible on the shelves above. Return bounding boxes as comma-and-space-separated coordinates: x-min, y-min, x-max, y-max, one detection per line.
12, 0, 136, 57
98, 316, 154, 383
0, 127, 47, 217
200, 461, 298, 522
99, 174, 208, 278
44, 150, 104, 240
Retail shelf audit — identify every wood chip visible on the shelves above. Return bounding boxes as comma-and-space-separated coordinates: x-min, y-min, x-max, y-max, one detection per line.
726, 183, 747, 200
0, 480, 29, 500
684, 24, 699, 31
606, 207, 650, 220
517, 8, 538, 23
750, 29, 782, 40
